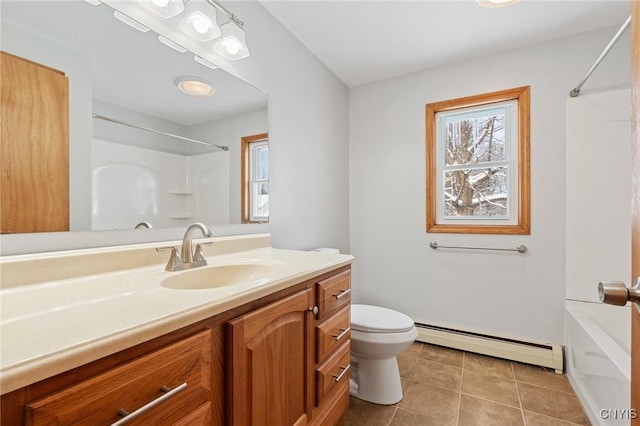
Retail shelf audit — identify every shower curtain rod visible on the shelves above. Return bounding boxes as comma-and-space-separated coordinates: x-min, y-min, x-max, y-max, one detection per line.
92, 113, 229, 151
569, 15, 631, 97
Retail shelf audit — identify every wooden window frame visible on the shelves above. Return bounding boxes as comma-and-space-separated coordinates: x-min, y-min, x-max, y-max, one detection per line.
426, 86, 530, 234
241, 133, 269, 224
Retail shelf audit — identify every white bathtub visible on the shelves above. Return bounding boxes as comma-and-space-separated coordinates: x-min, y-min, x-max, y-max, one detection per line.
565, 300, 631, 425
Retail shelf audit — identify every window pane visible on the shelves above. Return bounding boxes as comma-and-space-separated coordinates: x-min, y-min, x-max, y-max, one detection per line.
445, 113, 506, 166
443, 166, 508, 218
255, 145, 268, 180
252, 182, 269, 218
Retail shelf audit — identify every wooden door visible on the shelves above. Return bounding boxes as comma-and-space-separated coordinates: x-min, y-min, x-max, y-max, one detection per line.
632, 1, 639, 423
227, 289, 315, 426
0, 51, 69, 234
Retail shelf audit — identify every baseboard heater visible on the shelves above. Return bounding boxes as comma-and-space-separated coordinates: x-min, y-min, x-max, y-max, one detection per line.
414, 323, 564, 374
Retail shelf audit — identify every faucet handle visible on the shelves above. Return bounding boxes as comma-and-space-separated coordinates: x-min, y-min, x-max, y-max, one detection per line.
194, 242, 212, 263
156, 247, 183, 271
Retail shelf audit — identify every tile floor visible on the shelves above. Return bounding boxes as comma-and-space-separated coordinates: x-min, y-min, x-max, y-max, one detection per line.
344, 342, 590, 426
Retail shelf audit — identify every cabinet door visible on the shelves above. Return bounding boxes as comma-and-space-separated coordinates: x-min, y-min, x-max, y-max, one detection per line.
1, 51, 69, 233
227, 289, 315, 426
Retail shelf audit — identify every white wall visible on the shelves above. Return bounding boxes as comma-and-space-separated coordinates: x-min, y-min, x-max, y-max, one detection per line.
0, 1, 350, 255
348, 27, 630, 344
566, 89, 632, 303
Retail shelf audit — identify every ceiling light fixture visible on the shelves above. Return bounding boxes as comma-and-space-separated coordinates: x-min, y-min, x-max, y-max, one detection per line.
213, 21, 250, 60
194, 55, 219, 70
102, 0, 250, 66
113, 10, 150, 32
141, 0, 185, 18
476, 0, 519, 8
176, 77, 215, 97
179, 1, 220, 41
158, 35, 188, 53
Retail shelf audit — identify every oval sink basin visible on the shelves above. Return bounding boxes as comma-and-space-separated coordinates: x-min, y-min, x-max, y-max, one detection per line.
161, 263, 275, 290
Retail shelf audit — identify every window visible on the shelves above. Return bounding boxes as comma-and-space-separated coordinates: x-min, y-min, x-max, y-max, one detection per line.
241, 133, 269, 223
426, 86, 530, 234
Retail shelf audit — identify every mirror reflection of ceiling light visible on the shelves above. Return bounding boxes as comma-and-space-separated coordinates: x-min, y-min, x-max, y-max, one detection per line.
213, 22, 250, 60
476, 0, 519, 7
141, 0, 185, 18
176, 77, 215, 97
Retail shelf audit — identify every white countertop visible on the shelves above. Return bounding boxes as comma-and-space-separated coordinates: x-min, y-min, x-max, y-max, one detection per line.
0, 245, 353, 394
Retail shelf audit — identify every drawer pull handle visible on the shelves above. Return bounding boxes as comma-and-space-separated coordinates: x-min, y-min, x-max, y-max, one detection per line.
332, 364, 351, 383
333, 327, 351, 341
333, 289, 351, 300
111, 382, 187, 426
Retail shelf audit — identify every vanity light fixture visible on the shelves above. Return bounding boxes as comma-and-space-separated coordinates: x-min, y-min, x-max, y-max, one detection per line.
141, 0, 185, 19
176, 77, 215, 97
476, 0, 519, 7
194, 55, 219, 70
179, 1, 220, 42
102, 0, 250, 63
158, 35, 188, 53
213, 21, 250, 60
113, 10, 150, 32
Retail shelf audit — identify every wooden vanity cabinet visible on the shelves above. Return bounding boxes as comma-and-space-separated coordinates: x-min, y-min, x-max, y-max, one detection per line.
0, 266, 352, 426
227, 268, 352, 426
227, 289, 315, 425
24, 330, 213, 425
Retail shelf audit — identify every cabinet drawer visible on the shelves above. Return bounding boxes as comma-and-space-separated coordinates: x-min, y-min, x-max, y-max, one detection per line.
25, 331, 212, 426
316, 270, 351, 320
316, 306, 350, 363
316, 342, 350, 404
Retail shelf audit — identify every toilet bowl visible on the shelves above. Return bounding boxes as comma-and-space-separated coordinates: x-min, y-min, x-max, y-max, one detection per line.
349, 304, 417, 405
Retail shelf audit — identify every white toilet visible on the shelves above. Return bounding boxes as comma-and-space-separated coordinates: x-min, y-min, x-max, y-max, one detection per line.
349, 304, 418, 405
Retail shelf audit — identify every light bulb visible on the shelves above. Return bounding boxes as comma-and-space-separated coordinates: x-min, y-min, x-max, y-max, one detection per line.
190, 13, 211, 34
151, 0, 170, 7
222, 37, 242, 55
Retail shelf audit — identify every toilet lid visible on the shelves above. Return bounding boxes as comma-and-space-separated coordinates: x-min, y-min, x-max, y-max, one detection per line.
351, 304, 415, 333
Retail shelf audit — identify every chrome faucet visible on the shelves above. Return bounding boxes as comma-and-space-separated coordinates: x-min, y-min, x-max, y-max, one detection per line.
158, 223, 213, 271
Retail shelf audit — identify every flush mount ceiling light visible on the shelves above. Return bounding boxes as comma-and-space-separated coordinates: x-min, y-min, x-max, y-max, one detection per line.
176, 77, 215, 97
476, 0, 519, 7
179, 1, 220, 41
140, 0, 185, 19
213, 21, 250, 60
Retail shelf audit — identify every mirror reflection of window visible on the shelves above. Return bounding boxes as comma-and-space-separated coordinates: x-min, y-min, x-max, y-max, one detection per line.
241, 133, 269, 223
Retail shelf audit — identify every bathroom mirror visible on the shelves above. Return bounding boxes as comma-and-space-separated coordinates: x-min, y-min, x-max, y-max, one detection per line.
1, 0, 268, 232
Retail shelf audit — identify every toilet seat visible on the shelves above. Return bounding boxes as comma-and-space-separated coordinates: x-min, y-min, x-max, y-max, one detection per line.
351, 304, 415, 333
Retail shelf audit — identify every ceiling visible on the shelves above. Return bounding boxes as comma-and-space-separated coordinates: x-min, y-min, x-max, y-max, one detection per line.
260, 0, 632, 87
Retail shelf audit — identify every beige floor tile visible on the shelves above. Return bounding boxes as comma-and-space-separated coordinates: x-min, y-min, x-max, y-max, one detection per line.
343, 396, 396, 426
463, 352, 515, 380
398, 381, 460, 425
518, 382, 590, 425
524, 410, 591, 426
458, 395, 524, 426
513, 363, 575, 393
390, 407, 449, 426
461, 370, 520, 408
419, 344, 464, 368
408, 358, 462, 392
401, 342, 423, 358
398, 355, 417, 378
